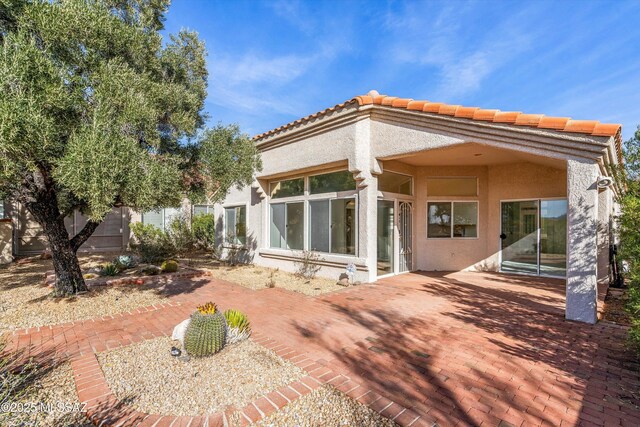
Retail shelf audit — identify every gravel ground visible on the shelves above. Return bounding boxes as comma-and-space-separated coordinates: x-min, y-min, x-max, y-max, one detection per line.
248, 385, 398, 427
3, 362, 92, 427
205, 265, 344, 296
0, 256, 175, 331
602, 287, 631, 325
97, 337, 305, 416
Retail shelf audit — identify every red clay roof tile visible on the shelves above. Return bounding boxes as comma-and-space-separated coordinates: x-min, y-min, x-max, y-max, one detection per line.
253, 90, 622, 161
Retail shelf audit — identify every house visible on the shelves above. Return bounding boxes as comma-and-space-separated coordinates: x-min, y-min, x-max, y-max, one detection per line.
211, 90, 622, 324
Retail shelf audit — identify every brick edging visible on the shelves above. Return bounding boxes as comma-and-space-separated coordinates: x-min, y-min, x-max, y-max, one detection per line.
44, 269, 212, 288
69, 330, 431, 427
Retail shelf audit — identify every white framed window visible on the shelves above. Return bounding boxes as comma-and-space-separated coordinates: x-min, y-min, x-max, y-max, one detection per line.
0, 200, 4, 219
142, 207, 181, 231
193, 205, 214, 216
270, 201, 304, 250
309, 197, 356, 255
268, 169, 358, 256
427, 201, 478, 239
224, 205, 247, 245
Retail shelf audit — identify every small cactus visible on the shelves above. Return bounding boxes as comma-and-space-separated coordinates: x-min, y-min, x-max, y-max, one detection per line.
161, 259, 179, 273
224, 309, 251, 344
114, 255, 136, 270
184, 310, 227, 357
99, 263, 120, 277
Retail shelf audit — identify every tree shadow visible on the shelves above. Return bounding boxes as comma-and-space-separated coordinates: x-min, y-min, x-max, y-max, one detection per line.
289, 274, 640, 425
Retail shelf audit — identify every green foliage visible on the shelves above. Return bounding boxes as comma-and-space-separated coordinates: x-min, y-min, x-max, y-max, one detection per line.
114, 255, 136, 270
192, 213, 217, 251
130, 222, 176, 263
184, 310, 227, 357
160, 259, 178, 273
99, 263, 120, 277
224, 309, 251, 333
0, 0, 261, 295
618, 125, 640, 353
167, 214, 195, 255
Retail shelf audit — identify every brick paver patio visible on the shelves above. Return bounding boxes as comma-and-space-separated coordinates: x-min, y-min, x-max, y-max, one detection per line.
7, 271, 640, 426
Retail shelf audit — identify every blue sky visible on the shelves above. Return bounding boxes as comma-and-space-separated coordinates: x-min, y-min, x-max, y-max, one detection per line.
163, 0, 640, 140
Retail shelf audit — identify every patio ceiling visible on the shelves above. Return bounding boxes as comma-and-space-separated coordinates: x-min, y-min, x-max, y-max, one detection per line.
391, 142, 567, 169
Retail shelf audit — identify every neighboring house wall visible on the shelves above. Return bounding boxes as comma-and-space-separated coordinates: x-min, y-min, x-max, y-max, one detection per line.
7, 202, 130, 256
0, 219, 12, 264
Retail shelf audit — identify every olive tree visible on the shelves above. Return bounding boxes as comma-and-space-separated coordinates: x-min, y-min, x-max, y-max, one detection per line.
0, 0, 261, 295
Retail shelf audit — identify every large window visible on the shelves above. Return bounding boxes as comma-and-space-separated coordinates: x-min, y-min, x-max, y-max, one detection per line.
427, 201, 478, 238
270, 202, 304, 250
309, 198, 356, 254
309, 171, 356, 194
269, 170, 358, 255
225, 206, 246, 245
379, 171, 413, 195
142, 207, 181, 231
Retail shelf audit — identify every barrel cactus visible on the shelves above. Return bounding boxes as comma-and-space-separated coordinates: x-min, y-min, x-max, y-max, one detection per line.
184, 302, 227, 357
224, 309, 251, 344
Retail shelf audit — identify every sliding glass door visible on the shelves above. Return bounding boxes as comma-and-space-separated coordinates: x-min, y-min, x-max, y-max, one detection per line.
500, 199, 567, 277
377, 200, 395, 276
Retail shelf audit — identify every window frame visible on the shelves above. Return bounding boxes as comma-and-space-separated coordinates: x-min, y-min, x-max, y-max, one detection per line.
308, 195, 357, 255
378, 169, 414, 196
267, 168, 359, 256
426, 200, 479, 240
192, 204, 215, 217
269, 176, 305, 199
223, 204, 248, 246
141, 207, 181, 231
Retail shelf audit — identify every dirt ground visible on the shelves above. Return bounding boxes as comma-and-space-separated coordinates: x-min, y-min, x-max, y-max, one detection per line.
602, 286, 632, 325
0, 254, 173, 331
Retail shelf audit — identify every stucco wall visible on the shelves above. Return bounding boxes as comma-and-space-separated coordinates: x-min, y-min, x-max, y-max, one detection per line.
411, 162, 567, 272
0, 220, 12, 264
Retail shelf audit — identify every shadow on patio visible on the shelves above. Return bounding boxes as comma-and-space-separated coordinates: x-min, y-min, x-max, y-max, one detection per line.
290, 272, 640, 426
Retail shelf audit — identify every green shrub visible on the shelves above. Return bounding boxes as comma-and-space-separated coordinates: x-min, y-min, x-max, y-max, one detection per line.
130, 222, 176, 263
192, 213, 217, 251
160, 259, 179, 273
167, 215, 195, 255
114, 255, 136, 270
619, 125, 640, 353
99, 263, 120, 277
184, 307, 227, 357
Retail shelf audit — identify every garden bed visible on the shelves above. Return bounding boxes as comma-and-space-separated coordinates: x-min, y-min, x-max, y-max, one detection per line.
204, 265, 344, 296
0, 256, 177, 331
252, 385, 398, 427
97, 336, 304, 416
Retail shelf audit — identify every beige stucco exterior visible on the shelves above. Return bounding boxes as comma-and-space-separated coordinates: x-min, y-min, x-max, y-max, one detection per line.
0, 220, 12, 264
214, 98, 620, 324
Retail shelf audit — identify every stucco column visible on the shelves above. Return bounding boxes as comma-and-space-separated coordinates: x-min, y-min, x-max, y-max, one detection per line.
357, 174, 378, 283
566, 158, 599, 324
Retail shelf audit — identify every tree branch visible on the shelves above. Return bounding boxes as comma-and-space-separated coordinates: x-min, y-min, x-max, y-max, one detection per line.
70, 219, 101, 252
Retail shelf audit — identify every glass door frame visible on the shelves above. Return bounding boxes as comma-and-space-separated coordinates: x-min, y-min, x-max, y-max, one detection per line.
498, 197, 567, 279
377, 195, 415, 279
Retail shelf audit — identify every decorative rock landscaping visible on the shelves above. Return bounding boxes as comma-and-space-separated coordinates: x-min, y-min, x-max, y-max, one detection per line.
97, 337, 305, 416
254, 385, 398, 427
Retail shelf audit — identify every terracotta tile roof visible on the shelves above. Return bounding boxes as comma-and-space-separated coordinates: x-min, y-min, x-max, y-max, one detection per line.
254, 90, 622, 160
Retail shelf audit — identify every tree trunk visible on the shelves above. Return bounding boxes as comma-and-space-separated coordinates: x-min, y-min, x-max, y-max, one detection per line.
22, 180, 89, 296
46, 220, 88, 296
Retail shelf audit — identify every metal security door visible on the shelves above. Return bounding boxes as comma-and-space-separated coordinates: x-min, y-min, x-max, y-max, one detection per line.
398, 201, 413, 272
